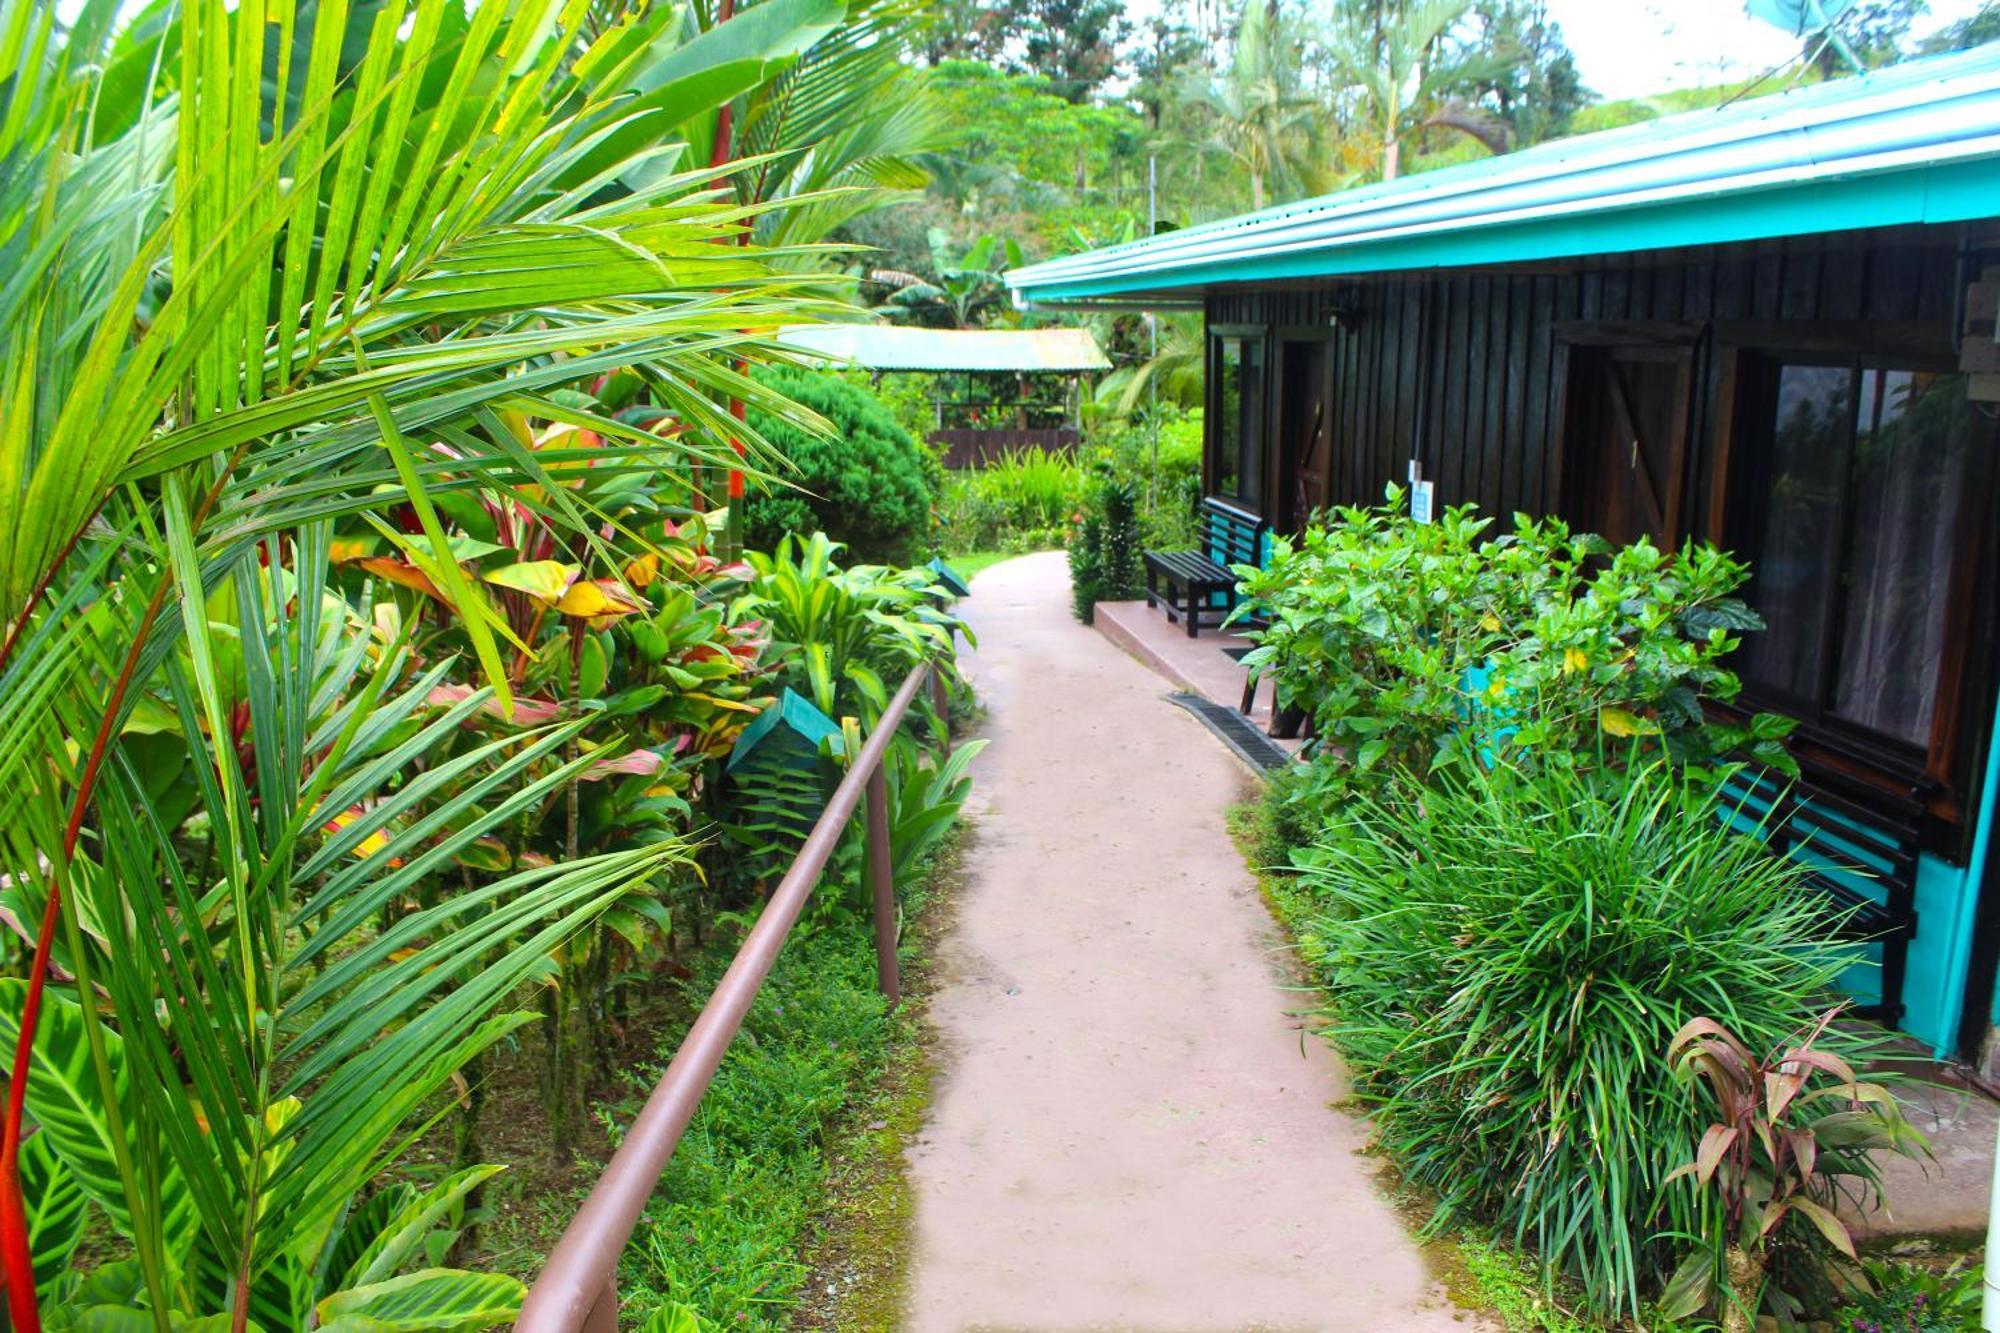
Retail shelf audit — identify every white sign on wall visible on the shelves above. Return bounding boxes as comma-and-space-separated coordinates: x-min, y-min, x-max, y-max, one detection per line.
1407, 459, 1435, 524
1411, 480, 1436, 524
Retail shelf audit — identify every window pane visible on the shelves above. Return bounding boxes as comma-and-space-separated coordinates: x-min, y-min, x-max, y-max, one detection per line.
1238, 338, 1265, 507
1831, 371, 1973, 747
1739, 364, 1852, 705
1212, 339, 1242, 499
1210, 336, 1265, 506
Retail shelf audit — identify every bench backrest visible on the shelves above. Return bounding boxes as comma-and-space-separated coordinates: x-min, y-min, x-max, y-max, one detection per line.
1201, 497, 1267, 571
1725, 768, 1923, 905
1722, 764, 1925, 1021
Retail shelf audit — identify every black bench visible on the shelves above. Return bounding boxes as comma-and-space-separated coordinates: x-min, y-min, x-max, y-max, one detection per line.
1730, 765, 1927, 1024
1143, 498, 1266, 638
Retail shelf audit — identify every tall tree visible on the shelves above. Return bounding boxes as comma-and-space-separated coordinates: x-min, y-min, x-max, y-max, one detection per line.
916, 0, 1019, 64
1129, 12, 1210, 130
1183, 0, 1324, 208
1921, 0, 2000, 51
1437, 2, 1589, 149
1321, 0, 1511, 181
1004, 0, 1131, 102
1807, 0, 1927, 73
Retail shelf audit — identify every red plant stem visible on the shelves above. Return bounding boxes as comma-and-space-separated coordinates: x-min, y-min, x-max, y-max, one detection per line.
0, 512, 104, 685
704, 0, 753, 544
708, 0, 736, 170
0, 452, 248, 1331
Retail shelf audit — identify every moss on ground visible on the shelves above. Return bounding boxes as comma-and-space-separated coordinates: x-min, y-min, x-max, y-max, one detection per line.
786, 831, 963, 1331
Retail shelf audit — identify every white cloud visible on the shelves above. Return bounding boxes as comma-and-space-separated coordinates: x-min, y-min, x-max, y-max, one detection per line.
1541, 0, 1987, 99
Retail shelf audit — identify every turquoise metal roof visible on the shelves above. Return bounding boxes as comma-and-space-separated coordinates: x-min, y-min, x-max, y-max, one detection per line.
1006, 45, 2000, 309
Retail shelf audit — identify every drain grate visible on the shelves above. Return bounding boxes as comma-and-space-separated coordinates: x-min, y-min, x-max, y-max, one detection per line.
1166, 692, 1294, 775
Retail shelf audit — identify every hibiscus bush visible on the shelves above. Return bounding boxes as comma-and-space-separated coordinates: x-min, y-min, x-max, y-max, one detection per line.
1235, 486, 1795, 803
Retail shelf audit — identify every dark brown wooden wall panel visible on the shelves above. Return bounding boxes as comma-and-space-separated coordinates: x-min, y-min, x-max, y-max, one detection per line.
1206, 223, 1970, 536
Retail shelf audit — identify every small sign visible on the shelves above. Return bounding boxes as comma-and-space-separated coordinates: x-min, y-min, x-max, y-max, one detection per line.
1411, 480, 1436, 524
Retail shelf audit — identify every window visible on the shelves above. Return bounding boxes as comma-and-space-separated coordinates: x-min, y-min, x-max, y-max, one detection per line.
1209, 332, 1266, 509
1731, 357, 1977, 755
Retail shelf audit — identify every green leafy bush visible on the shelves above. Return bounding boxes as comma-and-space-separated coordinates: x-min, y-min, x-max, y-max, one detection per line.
933, 446, 1087, 554
1294, 760, 1866, 1319
738, 532, 969, 725
1066, 473, 1140, 623
1096, 405, 1203, 550
744, 366, 937, 564
1837, 1258, 1983, 1333
1237, 487, 1793, 803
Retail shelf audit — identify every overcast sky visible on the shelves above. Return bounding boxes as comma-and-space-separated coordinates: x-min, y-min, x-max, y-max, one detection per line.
52, 0, 1998, 102
1544, 0, 1987, 98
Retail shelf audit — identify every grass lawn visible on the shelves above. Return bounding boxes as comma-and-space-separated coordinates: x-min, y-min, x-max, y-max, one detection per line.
938, 547, 1054, 584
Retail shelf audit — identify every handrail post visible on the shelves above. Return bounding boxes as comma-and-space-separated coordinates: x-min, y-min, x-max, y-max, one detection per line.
581, 1281, 618, 1333
514, 666, 933, 1331
928, 666, 951, 756
866, 763, 901, 1007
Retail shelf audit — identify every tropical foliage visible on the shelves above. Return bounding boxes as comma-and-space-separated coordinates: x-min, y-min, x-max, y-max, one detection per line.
1661, 1010, 1925, 1329
1291, 761, 1878, 1320
742, 367, 938, 563
0, 0, 964, 1328
1235, 489, 1797, 802
742, 532, 968, 726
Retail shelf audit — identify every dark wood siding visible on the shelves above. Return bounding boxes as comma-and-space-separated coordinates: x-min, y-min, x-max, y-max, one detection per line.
1207, 223, 1977, 530
1204, 219, 2000, 863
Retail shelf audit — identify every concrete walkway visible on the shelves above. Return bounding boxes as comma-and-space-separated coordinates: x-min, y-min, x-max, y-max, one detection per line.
904, 551, 1478, 1333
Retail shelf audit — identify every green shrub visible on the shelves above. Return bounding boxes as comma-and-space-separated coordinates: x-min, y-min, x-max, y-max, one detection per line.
738, 531, 967, 725
1294, 760, 1866, 1319
1066, 472, 1140, 622
1836, 1258, 1983, 1333
744, 366, 936, 564
1067, 511, 1105, 623
1236, 486, 1794, 805
1098, 406, 1203, 549
932, 446, 1087, 555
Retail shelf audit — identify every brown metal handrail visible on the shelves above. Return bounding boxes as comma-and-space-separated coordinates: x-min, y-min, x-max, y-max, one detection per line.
514, 662, 951, 1332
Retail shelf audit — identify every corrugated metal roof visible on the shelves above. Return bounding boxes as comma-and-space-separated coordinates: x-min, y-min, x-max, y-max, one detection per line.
776, 324, 1110, 371
1007, 44, 2000, 308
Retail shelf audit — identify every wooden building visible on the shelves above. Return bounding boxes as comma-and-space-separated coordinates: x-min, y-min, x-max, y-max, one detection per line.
1008, 47, 2000, 1061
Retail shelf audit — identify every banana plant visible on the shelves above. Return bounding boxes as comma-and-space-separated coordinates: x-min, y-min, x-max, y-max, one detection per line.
871, 229, 1023, 329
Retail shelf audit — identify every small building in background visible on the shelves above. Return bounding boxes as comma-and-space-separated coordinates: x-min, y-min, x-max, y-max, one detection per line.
777, 324, 1110, 468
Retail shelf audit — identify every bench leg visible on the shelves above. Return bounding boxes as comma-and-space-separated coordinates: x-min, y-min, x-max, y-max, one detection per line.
1144, 563, 1158, 611
1184, 582, 1200, 638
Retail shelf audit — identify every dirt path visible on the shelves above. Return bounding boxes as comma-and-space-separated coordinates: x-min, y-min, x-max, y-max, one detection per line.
902, 551, 1477, 1333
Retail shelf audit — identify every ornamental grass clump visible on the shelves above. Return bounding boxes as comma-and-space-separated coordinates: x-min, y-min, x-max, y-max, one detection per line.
1297, 760, 1869, 1320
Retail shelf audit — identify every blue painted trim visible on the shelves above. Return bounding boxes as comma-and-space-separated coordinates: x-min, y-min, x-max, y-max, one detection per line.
1013, 158, 2000, 304
1941, 681, 2000, 1040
